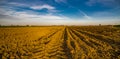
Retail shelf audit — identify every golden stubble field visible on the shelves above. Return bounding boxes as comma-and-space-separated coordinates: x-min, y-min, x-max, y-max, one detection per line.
0, 26, 120, 59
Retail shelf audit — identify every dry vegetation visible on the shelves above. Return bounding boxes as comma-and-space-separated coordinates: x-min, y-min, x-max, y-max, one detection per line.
0, 26, 120, 59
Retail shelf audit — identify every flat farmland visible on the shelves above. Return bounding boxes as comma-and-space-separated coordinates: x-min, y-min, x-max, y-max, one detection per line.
0, 26, 120, 59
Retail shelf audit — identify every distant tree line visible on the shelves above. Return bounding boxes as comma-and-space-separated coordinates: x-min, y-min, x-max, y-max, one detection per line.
0, 24, 31, 27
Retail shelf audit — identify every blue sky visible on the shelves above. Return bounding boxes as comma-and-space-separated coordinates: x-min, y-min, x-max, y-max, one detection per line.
0, 0, 120, 25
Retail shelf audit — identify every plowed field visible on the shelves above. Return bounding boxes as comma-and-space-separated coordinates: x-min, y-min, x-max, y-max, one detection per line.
0, 26, 120, 59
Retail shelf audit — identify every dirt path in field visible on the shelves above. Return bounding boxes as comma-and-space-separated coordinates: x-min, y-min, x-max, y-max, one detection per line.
62, 27, 73, 59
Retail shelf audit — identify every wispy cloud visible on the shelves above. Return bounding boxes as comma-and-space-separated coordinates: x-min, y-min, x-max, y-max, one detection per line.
8, 2, 27, 7
0, 1, 65, 25
1, 2, 58, 13
30, 4, 55, 10
14, 12, 66, 20
0, 9, 68, 20
7, 2, 56, 11
30, 4, 58, 13
79, 10, 92, 19
0, 9, 71, 25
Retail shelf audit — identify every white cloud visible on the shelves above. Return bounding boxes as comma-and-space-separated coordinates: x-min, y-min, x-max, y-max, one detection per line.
30, 4, 55, 10
30, 4, 58, 13
12, 11, 66, 20
4, 2, 57, 12
0, 2, 67, 25
0, 9, 71, 25
8, 2, 27, 7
